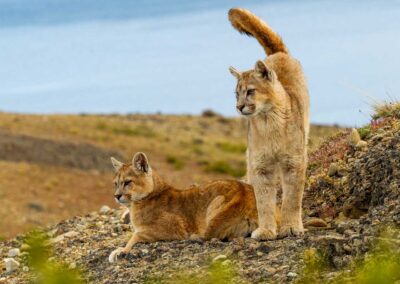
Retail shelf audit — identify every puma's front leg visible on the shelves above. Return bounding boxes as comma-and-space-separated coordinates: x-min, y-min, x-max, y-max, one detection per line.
109, 233, 143, 263
249, 168, 279, 241
279, 157, 306, 238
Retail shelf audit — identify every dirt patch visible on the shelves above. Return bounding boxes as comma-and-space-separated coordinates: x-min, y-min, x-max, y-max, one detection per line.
0, 130, 122, 172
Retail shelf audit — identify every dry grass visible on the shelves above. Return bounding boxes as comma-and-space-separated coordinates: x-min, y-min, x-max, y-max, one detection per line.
0, 112, 342, 238
372, 101, 400, 120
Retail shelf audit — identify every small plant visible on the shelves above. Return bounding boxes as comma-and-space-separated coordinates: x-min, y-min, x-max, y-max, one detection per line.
24, 231, 84, 284
372, 101, 400, 120
296, 226, 400, 284
216, 142, 247, 154
112, 125, 156, 138
145, 257, 241, 284
295, 248, 327, 284
358, 125, 371, 140
205, 161, 246, 177
166, 155, 185, 170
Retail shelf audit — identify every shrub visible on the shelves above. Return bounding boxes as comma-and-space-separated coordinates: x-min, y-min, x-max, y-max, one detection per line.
216, 142, 247, 154
166, 155, 185, 170
205, 161, 246, 177
358, 125, 371, 140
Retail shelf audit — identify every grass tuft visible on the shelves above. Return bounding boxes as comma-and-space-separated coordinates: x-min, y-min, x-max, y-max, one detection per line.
145, 258, 240, 284
24, 231, 84, 284
205, 161, 246, 178
372, 101, 400, 120
216, 142, 247, 154
166, 155, 185, 170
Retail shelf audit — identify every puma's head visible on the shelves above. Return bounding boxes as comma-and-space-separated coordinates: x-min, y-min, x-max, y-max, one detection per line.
229, 60, 281, 116
110, 152, 154, 205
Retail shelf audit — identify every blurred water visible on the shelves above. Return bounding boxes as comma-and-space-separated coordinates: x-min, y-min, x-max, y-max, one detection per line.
0, 0, 399, 125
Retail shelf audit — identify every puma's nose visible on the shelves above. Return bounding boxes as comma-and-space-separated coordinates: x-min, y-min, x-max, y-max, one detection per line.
237, 104, 245, 112
115, 194, 122, 200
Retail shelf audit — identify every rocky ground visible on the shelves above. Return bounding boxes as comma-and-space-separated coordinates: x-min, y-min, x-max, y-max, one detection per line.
1, 114, 399, 283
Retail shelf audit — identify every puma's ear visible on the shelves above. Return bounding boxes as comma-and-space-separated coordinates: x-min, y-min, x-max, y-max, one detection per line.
111, 157, 123, 172
132, 152, 150, 174
229, 66, 242, 79
255, 60, 274, 81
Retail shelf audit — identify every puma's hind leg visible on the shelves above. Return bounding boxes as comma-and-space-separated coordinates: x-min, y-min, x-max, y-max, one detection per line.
204, 195, 250, 240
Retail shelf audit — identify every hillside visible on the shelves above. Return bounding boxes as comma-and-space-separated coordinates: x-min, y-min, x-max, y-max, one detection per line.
1, 107, 399, 283
0, 112, 341, 239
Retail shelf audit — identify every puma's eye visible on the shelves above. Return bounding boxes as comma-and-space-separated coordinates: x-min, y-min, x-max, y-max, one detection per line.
246, 89, 255, 96
124, 180, 132, 187
235, 91, 239, 99
114, 181, 117, 187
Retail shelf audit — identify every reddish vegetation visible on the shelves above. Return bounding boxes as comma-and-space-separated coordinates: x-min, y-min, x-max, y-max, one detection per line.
308, 130, 350, 173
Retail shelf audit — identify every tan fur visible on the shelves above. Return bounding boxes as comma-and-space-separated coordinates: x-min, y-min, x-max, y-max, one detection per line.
228, 8, 309, 240
108, 152, 258, 262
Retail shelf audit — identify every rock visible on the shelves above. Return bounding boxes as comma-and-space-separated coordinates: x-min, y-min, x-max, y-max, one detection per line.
51, 231, 79, 243
99, 205, 111, 214
8, 248, 20, 257
20, 244, 30, 252
327, 163, 339, 177
27, 202, 44, 212
22, 266, 29, 272
305, 218, 328, 228
349, 128, 361, 146
4, 258, 20, 272
355, 140, 368, 150
287, 272, 297, 278
221, 260, 232, 266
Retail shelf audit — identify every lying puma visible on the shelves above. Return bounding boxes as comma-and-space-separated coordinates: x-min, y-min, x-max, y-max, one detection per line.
108, 152, 258, 263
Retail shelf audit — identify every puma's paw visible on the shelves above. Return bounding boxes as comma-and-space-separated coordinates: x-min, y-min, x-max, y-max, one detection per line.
278, 224, 304, 238
251, 227, 277, 241
120, 208, 130, 224
108, 247, 128, 263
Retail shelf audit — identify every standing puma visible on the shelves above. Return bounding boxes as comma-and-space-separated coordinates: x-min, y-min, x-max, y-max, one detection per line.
228, 8, 309, 240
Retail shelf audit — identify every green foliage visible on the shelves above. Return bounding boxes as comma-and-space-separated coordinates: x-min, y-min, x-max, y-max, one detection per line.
358, 125, 371, 140
205, 161, 246, 178
295, 248, 327, 284
166, 155, 185, 170
351, 228, 400, 284
216, 142, 247, 154
24, 231, 84, 284
96, 122, 156, 138
296, 227, 400, 284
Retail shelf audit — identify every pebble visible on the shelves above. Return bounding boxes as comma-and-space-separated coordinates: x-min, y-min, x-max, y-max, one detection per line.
305, 218, 328, 228
8, 248, 20, 257
22, 266, 29, 272
4, 258, 20, 272
20, 244, 30, 252
327, 163, 339, 176
69, 262, 77, 269
221, 260, 232, 266
212, 254, 227, 262
287, 272, 297, 278
51, 231, 79, 243
349, 128, 361, 146
99, 205, 111, 214
355, 140, 368, 150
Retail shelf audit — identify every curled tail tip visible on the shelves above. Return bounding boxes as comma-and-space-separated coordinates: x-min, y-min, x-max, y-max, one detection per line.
227, 7, 288, 55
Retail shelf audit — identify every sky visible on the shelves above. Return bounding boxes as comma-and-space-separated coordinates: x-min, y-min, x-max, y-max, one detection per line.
1, 0, 399, 126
